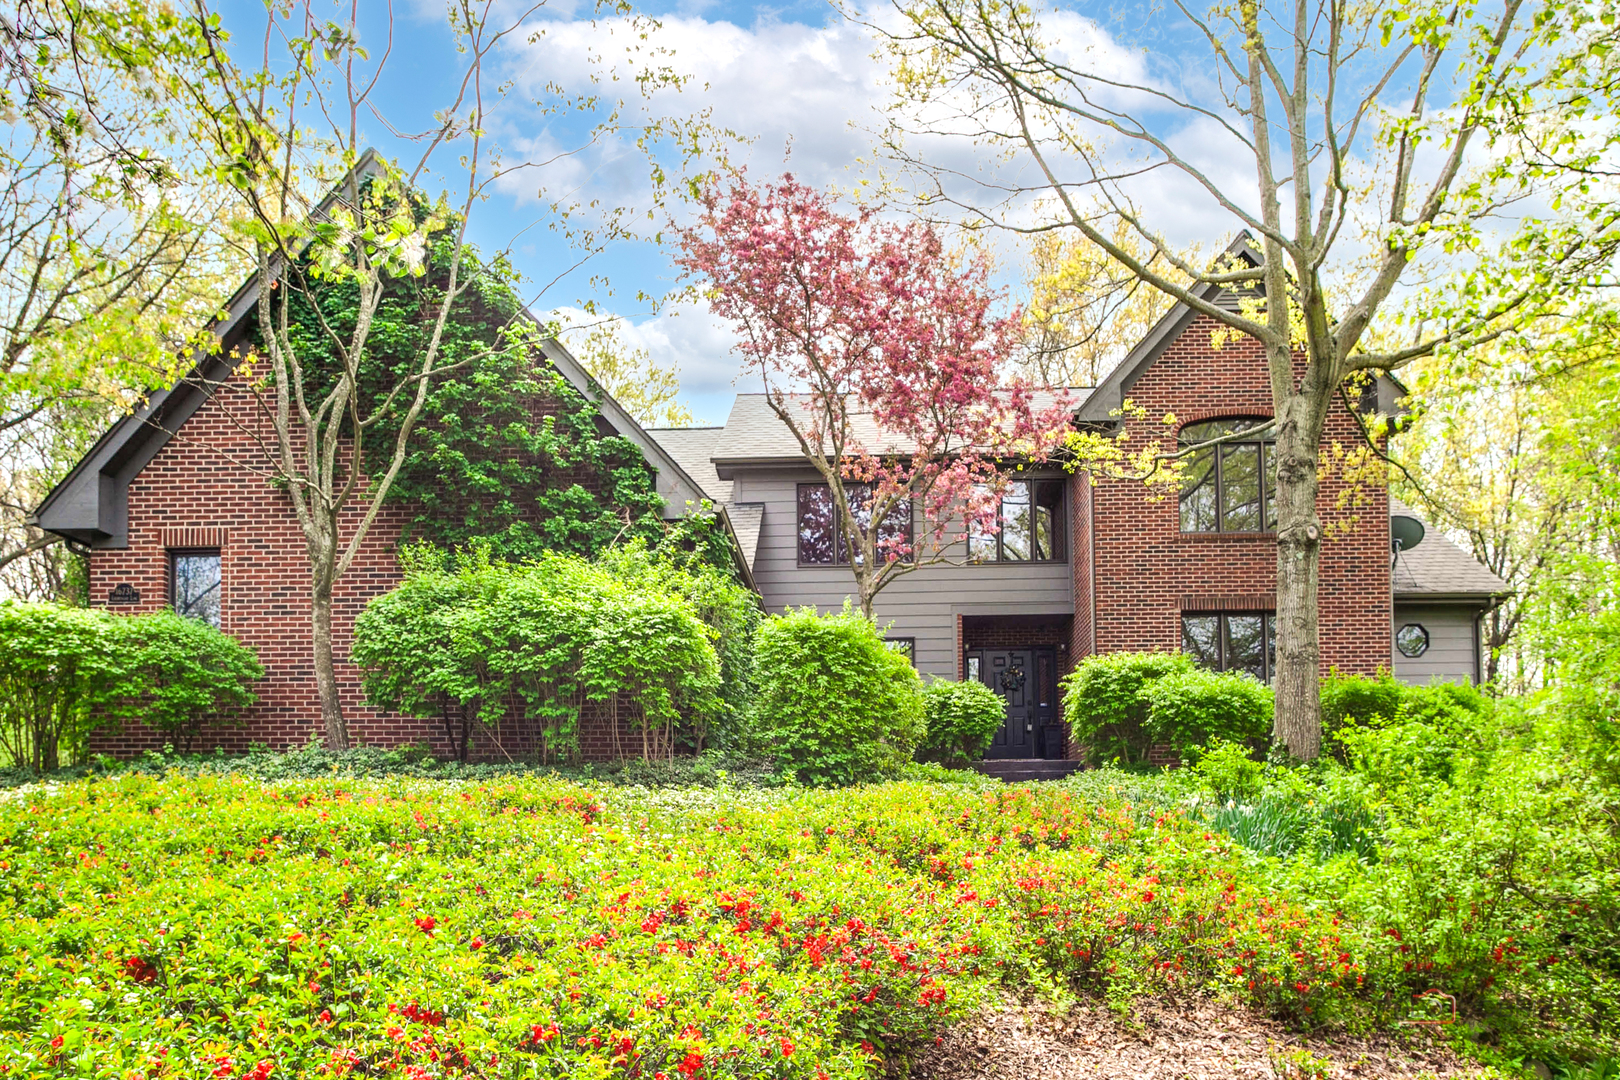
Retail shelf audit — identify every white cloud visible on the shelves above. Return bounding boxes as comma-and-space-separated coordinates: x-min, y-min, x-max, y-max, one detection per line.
548, 301, 752, 425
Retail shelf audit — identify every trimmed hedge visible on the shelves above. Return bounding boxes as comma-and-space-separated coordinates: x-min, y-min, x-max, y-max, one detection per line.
917, 679, 1005, 766
752, 606, 925, 785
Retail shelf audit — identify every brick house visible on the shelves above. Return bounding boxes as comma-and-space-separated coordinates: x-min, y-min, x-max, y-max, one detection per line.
36, 243, 1504, 762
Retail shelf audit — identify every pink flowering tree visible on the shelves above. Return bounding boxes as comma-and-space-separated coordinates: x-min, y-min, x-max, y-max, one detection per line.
677, 174, 1071, 616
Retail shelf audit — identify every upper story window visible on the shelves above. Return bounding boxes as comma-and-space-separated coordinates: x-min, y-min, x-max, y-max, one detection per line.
1179, 418, 1275, 533
796, 484, 912, 565
1182, 611, 1274, 682
969, 479, 1065, 563
170, 549, 222, 628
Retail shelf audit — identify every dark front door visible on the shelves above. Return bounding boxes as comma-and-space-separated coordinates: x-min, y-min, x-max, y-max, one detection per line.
968, 647, 1060, 759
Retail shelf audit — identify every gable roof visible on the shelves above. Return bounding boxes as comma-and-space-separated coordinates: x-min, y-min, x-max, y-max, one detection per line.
1074, 234, 1406, 422
34, 152, 713, 549
1390, 498, 1509, 601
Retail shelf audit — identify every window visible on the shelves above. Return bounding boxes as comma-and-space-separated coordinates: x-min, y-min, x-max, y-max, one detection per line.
1396, 623, 1430, 658
885, 638, 916, 665
1179, 418, 1276, 533
1182, 612, 1275, 681
796, 484, 912, 565
968, 479, 1065, 563
170, 549, 222, 627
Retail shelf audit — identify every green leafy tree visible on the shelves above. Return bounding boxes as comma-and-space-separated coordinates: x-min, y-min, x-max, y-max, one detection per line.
159, 0, 709, 749
877, 0, 1620, 759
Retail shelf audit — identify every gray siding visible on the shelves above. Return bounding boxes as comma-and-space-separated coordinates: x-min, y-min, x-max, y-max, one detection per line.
1392, 604, 1480, 684
732, 467, 1074, 679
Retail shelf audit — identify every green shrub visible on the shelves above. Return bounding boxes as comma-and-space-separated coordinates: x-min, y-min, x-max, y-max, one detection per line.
354, 545, 723, 762
1143, 668, 1273, 758
917, 679, 1005, 766
1188, 737, 1264, 799
753, 605, 925, 785
0, 603, 123, 770
110, 611, 263, 752
1060, 651, 1196, 765
0, 604, 261, 770
1320, 669, 1404, 731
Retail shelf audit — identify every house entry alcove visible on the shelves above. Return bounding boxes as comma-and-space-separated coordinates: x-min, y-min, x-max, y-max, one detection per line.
961, 615, 1073, 760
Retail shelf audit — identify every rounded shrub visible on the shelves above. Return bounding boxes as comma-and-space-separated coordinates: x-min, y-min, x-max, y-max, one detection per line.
112, 611, 263, 752
918, 678, 1005, 766
752, 605, 925, 785
1143, 668, 1273, 758
1059, 651, 1196, 765
0, 602, 261, 770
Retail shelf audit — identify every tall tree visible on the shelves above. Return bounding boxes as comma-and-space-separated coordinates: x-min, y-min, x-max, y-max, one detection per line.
0, 2, 241, 590
168, 0, 702, 749
567, 318, 695, 427
877, 0, 1620, 757
1021, 223, 1194, 388
677, 173, 1070, 616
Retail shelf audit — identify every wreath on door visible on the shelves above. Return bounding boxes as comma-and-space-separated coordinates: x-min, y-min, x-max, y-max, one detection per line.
998, 666, 1025, 692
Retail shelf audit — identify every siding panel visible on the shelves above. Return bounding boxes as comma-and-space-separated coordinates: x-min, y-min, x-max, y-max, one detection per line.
733, 468, 1075, 679
1392, 605, 1480, 684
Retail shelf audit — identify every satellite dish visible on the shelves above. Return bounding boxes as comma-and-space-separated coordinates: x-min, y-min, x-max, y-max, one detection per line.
1391, 515, 1425, 552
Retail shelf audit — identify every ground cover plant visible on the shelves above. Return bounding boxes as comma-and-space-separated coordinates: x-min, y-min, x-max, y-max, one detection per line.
1, 770, 1431, 1079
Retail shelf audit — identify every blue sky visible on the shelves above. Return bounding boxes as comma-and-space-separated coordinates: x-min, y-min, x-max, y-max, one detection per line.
206, 0, 1285, 424
210, 0, 910, 424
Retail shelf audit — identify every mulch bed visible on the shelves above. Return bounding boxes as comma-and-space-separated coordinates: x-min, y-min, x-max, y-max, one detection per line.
908, 997, 1488, 1080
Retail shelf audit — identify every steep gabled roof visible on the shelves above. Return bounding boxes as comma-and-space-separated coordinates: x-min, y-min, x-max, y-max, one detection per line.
35, 151, 712, 547
1074, 234, 1406, 422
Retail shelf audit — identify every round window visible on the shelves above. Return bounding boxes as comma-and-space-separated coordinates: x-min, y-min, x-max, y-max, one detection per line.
1396, 623, 1430, 658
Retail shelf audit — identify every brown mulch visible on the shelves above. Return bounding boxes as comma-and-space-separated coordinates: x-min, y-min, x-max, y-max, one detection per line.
908, 997, 1488, 1080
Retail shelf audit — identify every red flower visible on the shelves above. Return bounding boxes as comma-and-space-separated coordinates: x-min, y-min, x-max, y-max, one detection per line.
780, 1038, 795, 1058
470, 936, 485, 950
318, 1010, 333, 1024
50, 1035, 63, 1050
415, 916, 437, 935
123, 956, 158, 984
677, 1051, 704, 1076
247, 1061, 274, 1080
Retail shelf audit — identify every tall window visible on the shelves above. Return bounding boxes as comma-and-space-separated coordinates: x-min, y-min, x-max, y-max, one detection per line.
968, 479, 1065, 563
1182, 612, 1274, 681
170, 549, 222, 627
796, 484, 912, 565
1179, 418, 1276, 533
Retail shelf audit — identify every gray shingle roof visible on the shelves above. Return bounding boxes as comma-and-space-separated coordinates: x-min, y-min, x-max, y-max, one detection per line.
644, 426, 730, 503
709, 391, 1085, 464
1390, 498, 1509, 599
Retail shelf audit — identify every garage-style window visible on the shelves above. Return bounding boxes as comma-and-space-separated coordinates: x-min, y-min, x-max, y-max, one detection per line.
796, 483, 912, 565
1179, 418, 1276, 533
1182, 611, 1275, 681
968, 479, 1066, 563
170, 549, 222, 628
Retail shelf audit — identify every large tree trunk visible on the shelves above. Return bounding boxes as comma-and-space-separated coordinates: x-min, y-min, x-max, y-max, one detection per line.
1271, 400, 1324, 761
311, 582, 350, 751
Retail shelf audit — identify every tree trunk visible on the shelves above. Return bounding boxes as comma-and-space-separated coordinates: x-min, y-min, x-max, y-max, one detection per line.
1271, 404, 1324, 761
311, 585, 350, 751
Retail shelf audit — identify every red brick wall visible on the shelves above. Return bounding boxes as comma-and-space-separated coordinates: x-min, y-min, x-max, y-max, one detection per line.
1073, 314, 1390, 674
84, 361, 655, 762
